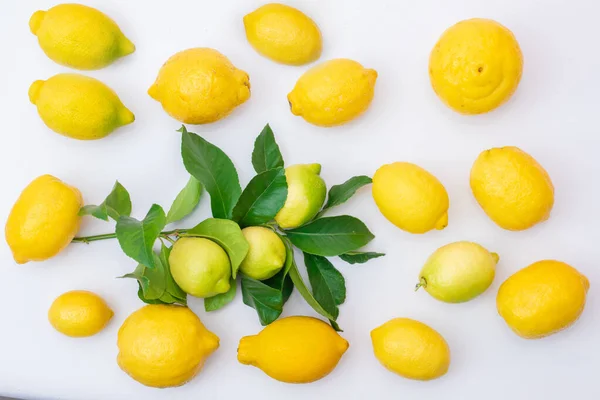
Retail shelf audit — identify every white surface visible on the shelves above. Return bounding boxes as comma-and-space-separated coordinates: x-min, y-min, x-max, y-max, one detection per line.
0, 0, 599, 399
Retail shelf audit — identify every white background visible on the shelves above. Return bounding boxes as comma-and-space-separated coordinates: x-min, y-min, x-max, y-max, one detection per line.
1, 0, 599, 399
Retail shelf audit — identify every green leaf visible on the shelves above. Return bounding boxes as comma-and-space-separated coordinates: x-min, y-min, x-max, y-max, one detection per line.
241, 274, 283, 325
121, 259, 165, 301
263, 234, 294, 291
186, 218, 249, 278
281, 275, 294, 305
319, 176, 372, 216
205, 279, 236, 312
329, 319, 342, 332
252, 124, 284, 173
305, 253, 346, 316
160, 243, 187, 303
166, 176, 203, 224
79, 181, 132, 221
180, 126, 241, 219
339, 251, 385, 264
285, 216, 375, 257
232, 168, 288, 227
116, 204, 166, 268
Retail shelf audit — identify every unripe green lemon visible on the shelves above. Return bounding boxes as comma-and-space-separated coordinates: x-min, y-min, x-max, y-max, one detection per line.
239, 227, 286, 280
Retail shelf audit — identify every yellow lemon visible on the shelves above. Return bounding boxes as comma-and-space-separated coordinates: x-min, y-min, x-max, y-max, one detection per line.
371, 318, 450, 381
429, 18, 523, 114
244, 3, 322, 65
372, 162, 449, 234
239, 227, 286, 280
470, 146, 554, 231
288, 59, 377, 127
148, 48, 250, 124
48, 290, 113, 337
117, 305, 219, 388
274, 164, 326, 229
29, 73, 135, 140
29, 4, 135, 70
6, 175, 82, 264
238, 316, 349, 383
497, 260, 589, 339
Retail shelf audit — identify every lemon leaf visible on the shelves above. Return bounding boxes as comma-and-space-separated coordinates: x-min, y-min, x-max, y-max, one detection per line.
232, 168, 288, 227
339, 251, 385, 264
304, 253, 345, 320
116, 204, 166, 268
205, 278, 236, 312
252, 124, 284, 173
166, 176, 203, 224
159, 243, 187, 303
241, 274, 283, 325
79, 181, 131, 221
319, 175, 372, 216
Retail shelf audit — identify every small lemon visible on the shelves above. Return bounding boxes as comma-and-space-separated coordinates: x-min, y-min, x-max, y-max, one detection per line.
274, 164, 326, 229
471, 146, 554, 231
417, 241, 499, 303
288, 59, 377, 127
239, 227, 286, 280
169, 237, 231, 298
244, 3, 322, 65
6, 175, 82, 264
148, 48, 250, 124
29, 4, 135, 70
497, 260, 589, 339
48, 290, 113, 337
372, 162, 449, 234
117, 305, 219, 388
238, 316, 349, 383
429, 18, 523, 114
29, 73, 134, 140
371, 318, 450, 381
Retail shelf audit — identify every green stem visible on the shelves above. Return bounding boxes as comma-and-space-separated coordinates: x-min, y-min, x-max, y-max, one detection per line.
72, 229, 188, 244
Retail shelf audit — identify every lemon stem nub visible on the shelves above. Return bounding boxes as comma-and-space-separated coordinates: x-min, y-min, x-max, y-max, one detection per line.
119, 37, 136, 57
415, 277, 427, 291
237, 336, 257, 365
491, 252, 500, 264
29, 10, 46, 35
28, 80, 45, 105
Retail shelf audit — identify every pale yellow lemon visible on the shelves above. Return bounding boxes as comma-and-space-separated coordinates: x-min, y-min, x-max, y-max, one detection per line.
48, 290, 113, 337
239, 227, 286, 280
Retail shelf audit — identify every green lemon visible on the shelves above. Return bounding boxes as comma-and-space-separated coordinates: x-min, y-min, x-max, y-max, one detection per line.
169, 237, 231, 298
417, 241, 499, 303
239, 227, 286, 280
274, 164, 326, 229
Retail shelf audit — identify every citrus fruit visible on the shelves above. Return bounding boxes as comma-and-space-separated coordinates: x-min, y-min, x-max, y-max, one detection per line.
239, 227, 286, 280
48, 290, 113, 337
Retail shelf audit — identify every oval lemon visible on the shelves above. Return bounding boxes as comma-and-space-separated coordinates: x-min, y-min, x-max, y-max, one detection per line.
48, 290, 113, 337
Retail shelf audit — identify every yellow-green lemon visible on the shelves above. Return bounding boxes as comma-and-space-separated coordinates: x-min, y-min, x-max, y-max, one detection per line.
497, 260, 589, 339
471, 146, 554, 231
239, 227, 286, 280
417, 241, 499, 303
29, 4, 135, 70
48, 290, 113, 337
169, 237, 231, 298
274, 164, 326, 229
148, 48, 250, 124
238, 316, 349, 383
29, 73, 134, 140
244, 3, 322, 65
6, 175, 82, 264
117, 305, 219, 388
372, 162, 449, 234
371, 318, 450, 381
288, 59, 377, 127
429, 18, 523, 114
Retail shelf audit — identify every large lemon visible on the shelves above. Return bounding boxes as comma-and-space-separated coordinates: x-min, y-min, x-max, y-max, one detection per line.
48, 290, 113, 337
29, 73, 135, 140
6, 175, 82, 264
429, 18, 523, 114
117, 305, 219, 388
244, 3, 322, 65
288, 59, 377, 127
29, 4, 135, 70
372, 162, 449, 234
470, 146, 554, 231
497, 260, 589, 339
148, 48, 250, 124
239, 227, 286, 280
238, 316, 349, 383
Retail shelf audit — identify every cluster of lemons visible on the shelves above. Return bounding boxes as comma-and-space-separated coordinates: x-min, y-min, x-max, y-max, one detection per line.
7, 1, 590, 389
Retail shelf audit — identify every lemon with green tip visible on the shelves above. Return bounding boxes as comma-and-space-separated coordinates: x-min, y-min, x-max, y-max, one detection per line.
48, 290, 113, 337
239, 227, 286, 280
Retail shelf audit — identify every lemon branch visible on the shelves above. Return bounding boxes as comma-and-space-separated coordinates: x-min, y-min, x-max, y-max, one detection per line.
72, 229, 188, 244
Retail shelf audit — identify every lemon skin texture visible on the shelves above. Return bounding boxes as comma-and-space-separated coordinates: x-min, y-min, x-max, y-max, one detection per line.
117, 305, 220, 388
470, 146, 554, 231
429, 18, 523, 114
274, 164, 326, 229
497, 260, 589, 339
419, 241, 499, 303
148, 48, 250, 124
29, 4, 135, 70
238, 316, 349, 383
372, 162, 449, 234
48, 290, 113, 337
288, 59, 378, 127
169, 237, 231, 298
244, 3, 322, 65
239, 227, 287, 280
371, 318, 450, 381
6, 175, 82, 264
29, 73, 134, 140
